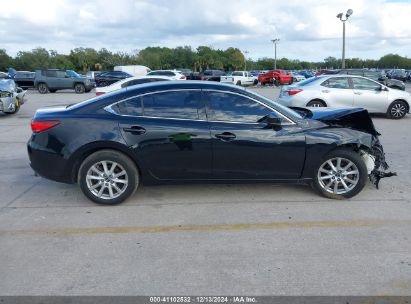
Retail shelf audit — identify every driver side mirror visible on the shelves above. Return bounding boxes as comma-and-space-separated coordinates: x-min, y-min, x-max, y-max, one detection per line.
258, 113, 282, 128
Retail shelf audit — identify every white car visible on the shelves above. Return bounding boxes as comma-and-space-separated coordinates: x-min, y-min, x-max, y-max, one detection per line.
220, 71, 256, 86
291, 73, 306, 82
95, 76, 172, 96
277, 75, 410, 119
146, 70, 186, 80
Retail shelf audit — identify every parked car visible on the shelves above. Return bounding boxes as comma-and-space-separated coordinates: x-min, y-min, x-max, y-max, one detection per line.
0, 79, 26, 114
146, 70, 186, 80
200, 70, 226, 81
28, 81, 394, 205
322, 69, 406, 90
86, 71, 103, 80
0, 72, 7, 79
95, 71, 133, 87
258, 69, 294, 85
114, 65, 151, 77
291, 72, 306, 82
220, 71, 256, 86
13, 71, 35, 89
390, 69, 407, 82
278, 75, 410, 119
95, 76, 172, 96
34, 69, 94, 94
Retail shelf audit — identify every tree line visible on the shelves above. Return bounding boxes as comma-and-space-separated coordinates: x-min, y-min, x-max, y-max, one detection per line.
0, 46, 410, 73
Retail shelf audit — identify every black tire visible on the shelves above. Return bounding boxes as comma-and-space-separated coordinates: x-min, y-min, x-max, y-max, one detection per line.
312, 148, 367, 200
253, 79, 258, 85
78, 150, 139, 205
289, 78, 294, 85
236, 80, 241, 86
387, 100, 407, 119
307, 99, 326, 107
37, 83, 49, 94
74, 83, 86, 94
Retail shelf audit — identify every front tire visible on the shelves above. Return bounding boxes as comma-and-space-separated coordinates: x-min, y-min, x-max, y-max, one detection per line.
312, 149, 367, 199
78, 150, 139, 205
387, 100, 407, 119
74, 83, 86, 94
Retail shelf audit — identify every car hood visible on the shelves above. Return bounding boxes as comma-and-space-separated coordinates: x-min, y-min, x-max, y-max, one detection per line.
291, 107, 380, 136
0, 79, 16, 92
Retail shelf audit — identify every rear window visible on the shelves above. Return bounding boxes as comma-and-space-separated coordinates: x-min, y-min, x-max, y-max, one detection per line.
232, 72, 243, 76
296, 77, 319, 86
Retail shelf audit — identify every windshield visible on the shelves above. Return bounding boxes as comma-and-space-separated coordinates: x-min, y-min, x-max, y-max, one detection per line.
66, 70, 81, 78
247, 89, 303, 119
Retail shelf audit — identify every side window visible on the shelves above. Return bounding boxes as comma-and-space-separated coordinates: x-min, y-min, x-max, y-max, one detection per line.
45, 70, 57, 77
321, 77, 350, 89
207, 91, 273, 123
352, 77, 381, 90
117, 97, 143, 116
142, 91, 200, 120
347, 71, 363, 76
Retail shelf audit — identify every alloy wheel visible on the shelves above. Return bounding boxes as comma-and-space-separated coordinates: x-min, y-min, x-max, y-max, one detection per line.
86, 161, 129, 200
317, 157, 360, 195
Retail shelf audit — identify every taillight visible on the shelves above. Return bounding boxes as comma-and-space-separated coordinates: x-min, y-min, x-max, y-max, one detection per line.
96, 91, 105, 96
31, 120, 60, 133
287, 89, 303, 95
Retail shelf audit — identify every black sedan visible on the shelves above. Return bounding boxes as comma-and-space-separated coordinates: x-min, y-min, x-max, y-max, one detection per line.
27, 81, 394, 205
94, 71, 132, 87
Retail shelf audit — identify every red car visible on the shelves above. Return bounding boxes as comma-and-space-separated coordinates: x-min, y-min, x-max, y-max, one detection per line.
258, 69, 293, 85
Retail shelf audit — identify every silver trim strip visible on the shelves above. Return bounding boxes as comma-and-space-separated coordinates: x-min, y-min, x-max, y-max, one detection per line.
104, 88, 296, 125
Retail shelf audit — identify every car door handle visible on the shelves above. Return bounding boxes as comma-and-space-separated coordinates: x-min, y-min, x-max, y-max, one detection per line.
322, 90, 330, 93
215, 132, 236, 141
123, 126, 146, 135
354, 92, 362, 95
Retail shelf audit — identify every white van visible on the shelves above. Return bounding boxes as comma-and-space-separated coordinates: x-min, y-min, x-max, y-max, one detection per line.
113, 65, 151, 77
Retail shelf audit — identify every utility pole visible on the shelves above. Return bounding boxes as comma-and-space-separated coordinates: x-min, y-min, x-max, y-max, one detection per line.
337, 9, 353, 69
271, 39, 280, 70
244, 50, 249, 70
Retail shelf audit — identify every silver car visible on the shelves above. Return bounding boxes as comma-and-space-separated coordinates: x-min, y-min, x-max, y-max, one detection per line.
0, 79, 26, 114
278, 75, 410, 119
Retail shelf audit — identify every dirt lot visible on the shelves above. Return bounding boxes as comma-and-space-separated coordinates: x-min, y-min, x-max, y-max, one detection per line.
0, 86, 411, 295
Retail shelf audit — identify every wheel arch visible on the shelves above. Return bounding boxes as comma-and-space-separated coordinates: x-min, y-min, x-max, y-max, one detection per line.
68, 142, 143, 183
389, 99, 409, 113
307, 99, 327, 107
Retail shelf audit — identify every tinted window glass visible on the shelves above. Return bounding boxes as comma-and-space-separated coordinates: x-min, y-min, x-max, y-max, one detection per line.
207, 92, 272, 123
351, 77, 381, 90
142, 91, 200, 120
232, 72, 243, 76
45, 70, 57, 77
117, 97, 143, 116
322, 77, 350, 89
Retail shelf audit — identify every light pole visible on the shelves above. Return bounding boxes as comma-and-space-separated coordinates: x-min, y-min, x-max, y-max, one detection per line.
337, 9, 353, 69
243, 50, 249, 70
271, 39, 280, 69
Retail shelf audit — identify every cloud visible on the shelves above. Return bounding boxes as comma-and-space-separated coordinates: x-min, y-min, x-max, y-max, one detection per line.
0, 0, 410, 61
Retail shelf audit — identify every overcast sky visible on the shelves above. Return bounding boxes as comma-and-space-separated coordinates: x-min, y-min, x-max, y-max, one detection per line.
1, 0, 410, 61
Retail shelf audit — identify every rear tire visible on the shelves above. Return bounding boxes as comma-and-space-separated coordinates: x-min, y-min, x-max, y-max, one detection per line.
236, 80, 241, 86
312, 148, 367, 199
78, 150, 139, 205
387, 100, 407, 119
307, 99, 326, 107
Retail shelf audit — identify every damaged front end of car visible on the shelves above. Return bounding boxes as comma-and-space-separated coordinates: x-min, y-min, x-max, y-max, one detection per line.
0, 79, 26, 114
293, 106, 397, 188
